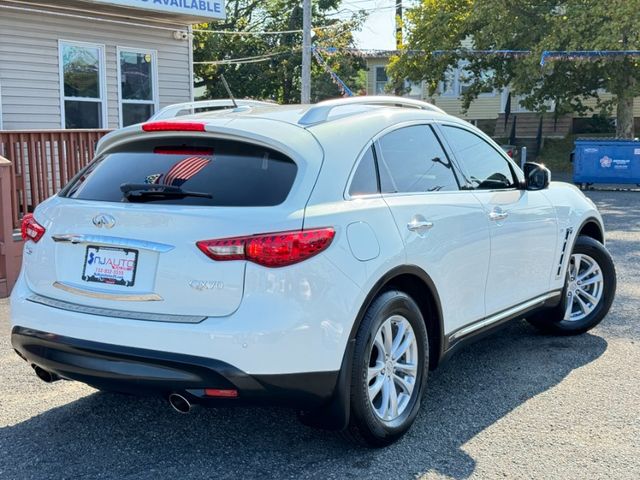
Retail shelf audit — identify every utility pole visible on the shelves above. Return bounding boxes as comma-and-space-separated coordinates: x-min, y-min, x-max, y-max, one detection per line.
301, 0, 312, 104
395, 0, 403, 49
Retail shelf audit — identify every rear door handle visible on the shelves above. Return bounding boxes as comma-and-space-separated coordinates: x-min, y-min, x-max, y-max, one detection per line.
407, 219, 434, 232
488, 208, 509, 221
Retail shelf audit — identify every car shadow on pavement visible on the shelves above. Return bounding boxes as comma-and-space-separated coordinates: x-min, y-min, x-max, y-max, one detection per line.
0, 321, 607, 480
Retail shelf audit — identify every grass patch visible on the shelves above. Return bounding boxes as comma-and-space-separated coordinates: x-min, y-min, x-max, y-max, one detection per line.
538, 137, 574, 173
538, 133, 614, 174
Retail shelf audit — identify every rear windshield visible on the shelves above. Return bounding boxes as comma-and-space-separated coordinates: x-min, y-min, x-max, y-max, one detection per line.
60, 138, 298, 206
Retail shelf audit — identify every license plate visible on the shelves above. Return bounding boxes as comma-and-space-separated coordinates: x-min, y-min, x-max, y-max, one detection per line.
82, 246, 138, 287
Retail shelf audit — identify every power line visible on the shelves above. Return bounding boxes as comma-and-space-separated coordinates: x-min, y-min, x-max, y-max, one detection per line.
194, 50, 301, 66
192, 23, 341, 36
195, 25, 352, 66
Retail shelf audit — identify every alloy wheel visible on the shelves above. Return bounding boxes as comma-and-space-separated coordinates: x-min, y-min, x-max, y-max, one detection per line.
367, 315, 419, 422
564, 253, 604, 321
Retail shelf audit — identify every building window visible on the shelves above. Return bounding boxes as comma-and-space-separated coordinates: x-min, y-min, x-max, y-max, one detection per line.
375, 66, 388, 94
405, 80, 423, 97
439, 62, 496, 98
440, 68, 456, 96
59, 41, 106, 128
118, 48, 158, 127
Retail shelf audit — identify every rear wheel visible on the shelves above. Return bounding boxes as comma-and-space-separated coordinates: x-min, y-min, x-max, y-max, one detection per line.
528, 235, 616, 335
342, 290, 428, 447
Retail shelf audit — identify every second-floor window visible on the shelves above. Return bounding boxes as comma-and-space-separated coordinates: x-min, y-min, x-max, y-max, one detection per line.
440, 62, 495, 97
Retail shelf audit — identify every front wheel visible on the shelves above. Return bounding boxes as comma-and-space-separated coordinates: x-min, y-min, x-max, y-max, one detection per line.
528, 235, 616, 335
342, 290, 429, 447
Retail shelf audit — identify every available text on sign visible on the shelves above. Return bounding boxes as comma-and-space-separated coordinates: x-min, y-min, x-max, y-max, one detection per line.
91, 0, 226, 20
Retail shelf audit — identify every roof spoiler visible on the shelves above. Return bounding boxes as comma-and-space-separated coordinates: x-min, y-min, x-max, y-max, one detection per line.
150, 99, 275, 121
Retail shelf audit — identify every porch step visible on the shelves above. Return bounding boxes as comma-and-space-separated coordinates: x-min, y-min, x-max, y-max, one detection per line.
495, 113, 572, 139
0, 278, 8, 298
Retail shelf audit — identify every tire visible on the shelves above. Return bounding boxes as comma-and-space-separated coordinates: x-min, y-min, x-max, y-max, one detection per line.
528, 235, 616, 335
341, 290, 429, 447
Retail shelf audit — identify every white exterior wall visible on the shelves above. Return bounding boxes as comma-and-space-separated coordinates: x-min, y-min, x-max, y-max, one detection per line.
0, 4, 193, 130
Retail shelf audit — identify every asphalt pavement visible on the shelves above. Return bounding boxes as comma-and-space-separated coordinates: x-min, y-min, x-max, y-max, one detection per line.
1, 188, 639, 479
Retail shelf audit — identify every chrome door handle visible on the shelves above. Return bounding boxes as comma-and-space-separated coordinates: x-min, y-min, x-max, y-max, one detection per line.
407, 219, 434, 232
488, 208, 509, 221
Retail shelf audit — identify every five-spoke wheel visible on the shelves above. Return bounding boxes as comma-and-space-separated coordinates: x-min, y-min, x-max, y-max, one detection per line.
367, 315, 419, 422
344, 290, 428, 447
564, 253, 605, 321
528, 235, 616, 335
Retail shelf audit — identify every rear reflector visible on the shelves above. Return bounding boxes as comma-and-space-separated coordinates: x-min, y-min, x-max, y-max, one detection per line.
197, 227, 335, 268
142, 121, 206, 132
21, 213, 45, 243
204, 388, 238, 398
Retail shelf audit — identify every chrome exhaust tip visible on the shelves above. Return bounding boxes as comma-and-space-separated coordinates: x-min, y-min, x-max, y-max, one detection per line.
168, 393, 192, 414
33, 365, 59, 383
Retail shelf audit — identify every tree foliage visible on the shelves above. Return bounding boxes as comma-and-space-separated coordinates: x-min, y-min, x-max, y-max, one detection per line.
389, 0, 640, 137
193, 0, 365, 104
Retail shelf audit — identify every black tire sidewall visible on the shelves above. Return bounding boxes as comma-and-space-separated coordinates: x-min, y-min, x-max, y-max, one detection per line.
536, 236, 616, 334
349, 290, 429, 446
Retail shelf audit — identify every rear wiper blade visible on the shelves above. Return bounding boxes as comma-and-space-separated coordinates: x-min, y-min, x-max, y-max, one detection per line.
120, 183, 212, 201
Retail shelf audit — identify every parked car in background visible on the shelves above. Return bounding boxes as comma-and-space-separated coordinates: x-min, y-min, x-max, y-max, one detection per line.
11, 97, 616, 447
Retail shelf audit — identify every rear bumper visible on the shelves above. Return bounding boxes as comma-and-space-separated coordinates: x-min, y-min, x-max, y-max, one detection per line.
11, 326, 338, 408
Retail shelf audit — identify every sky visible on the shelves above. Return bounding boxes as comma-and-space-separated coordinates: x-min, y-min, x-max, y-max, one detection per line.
333, 0, 401, 51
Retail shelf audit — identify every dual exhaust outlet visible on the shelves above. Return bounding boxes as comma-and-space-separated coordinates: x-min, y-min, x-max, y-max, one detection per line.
32, 366, 197, 415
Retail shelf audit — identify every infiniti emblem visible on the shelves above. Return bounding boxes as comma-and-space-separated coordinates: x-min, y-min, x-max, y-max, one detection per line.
93, 214, 116, 229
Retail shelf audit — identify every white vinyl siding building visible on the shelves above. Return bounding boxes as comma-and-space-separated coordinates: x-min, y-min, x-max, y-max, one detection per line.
0, 0, 219, 130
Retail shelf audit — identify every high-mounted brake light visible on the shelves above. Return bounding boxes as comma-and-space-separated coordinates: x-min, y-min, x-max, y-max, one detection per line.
142, 121, 206, 132
21, 213, 46, 243
153, 147, 214, 155
197, 228, 335, 268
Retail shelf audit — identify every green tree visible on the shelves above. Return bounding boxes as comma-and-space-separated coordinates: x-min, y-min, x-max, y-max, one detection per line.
194, 0, 365, 104
389, 0, 640, 138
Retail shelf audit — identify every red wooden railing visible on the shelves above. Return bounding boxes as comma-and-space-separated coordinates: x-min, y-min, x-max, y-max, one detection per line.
0, 129, 111, 229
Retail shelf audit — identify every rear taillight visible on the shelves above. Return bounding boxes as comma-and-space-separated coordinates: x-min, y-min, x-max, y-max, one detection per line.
197, 228, 335, 268
21, 213, 45, 243
142, 121, 205, 132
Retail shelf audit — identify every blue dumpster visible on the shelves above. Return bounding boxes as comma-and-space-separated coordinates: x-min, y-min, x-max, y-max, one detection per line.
573, 138, 640, 186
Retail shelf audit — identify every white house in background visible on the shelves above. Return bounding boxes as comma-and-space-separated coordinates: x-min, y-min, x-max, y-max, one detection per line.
0, 0, 225, 130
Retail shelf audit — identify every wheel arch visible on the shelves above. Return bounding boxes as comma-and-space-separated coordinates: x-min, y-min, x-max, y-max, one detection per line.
349, 265, 445, 370
577, 217, 604, 244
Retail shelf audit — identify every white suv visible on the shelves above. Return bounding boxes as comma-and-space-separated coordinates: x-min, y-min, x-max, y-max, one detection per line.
11, 97, 616, 447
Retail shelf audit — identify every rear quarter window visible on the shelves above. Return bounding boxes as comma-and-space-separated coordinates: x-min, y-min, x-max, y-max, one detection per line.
61, 138, 298, 206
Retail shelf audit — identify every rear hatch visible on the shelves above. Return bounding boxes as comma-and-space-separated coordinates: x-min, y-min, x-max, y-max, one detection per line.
24, 131, 320, 317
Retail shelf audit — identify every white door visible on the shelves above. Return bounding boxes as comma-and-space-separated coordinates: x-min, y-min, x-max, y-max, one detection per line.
438, 124, 558, 315
375, 124, 491, 334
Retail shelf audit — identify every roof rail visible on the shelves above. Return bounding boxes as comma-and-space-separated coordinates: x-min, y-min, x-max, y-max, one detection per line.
298, 96, 446, 125
150, 99, 274, 121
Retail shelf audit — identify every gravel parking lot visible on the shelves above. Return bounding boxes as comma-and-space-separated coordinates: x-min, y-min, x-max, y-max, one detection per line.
1, 188, 639, 480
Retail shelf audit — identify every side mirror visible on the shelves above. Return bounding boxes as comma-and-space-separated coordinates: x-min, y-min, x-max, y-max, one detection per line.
523, 162, 550, 191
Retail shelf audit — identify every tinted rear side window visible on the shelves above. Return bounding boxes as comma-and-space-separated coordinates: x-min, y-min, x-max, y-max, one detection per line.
61, 138, 298, 206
